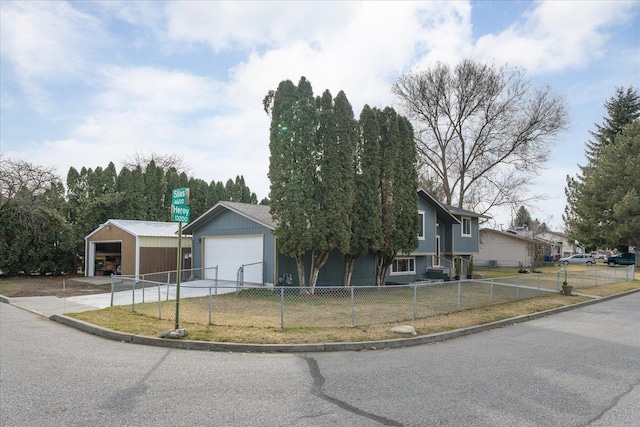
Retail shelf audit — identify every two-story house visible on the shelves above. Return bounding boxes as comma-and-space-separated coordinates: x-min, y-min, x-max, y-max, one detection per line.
182, 189, 485, 286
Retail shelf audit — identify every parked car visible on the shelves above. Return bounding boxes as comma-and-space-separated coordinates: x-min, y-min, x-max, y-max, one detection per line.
559, 254, 596, 265
606, 253, 636, 266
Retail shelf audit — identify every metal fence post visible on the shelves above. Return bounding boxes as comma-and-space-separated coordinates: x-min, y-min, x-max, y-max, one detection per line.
351, 286, 355, 326
110, 276, 115, 307
208, 284, 212, 325
157, 285, 162, 319
537, 274, 541, 296
131, 280, 135, 311
456, 281, 461, 311
490, 279, 493, 306
166, 274, 170, 301
516, 277, 520, 300
413, 284, 417, 320
280, 286, 284, 329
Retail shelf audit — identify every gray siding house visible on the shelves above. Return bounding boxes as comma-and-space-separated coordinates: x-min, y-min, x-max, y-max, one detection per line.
182, 189, 485, 286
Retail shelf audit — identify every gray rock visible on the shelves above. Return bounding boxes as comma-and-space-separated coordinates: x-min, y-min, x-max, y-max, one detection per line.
390, 325, 417, 336
160, 328, 188, 339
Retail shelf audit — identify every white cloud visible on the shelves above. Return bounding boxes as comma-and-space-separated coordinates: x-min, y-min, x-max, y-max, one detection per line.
0, 1, 107, 113
96, 66, 223, 113
222, 2, 474, 120
473, 0, 637, 72
164, 1, 356, 51
2, 0, 638, 221
410, 2, 473, 69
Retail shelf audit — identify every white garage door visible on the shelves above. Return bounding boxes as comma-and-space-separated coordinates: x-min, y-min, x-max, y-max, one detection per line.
204, 235, 264, 283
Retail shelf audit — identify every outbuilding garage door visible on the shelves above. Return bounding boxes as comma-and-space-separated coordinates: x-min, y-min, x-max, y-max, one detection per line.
204, 235, 263, 284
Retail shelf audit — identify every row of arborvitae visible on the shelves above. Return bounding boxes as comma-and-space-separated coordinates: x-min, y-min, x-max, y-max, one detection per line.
264, 77, 419, 289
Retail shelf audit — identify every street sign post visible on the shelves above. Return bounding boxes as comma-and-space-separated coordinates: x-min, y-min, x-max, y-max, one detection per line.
172, 187, 190, 206
172, 205, 190, 223
171, 187, 190, 329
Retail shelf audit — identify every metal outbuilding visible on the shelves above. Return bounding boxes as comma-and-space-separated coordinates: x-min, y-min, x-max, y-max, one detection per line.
84, 219, 192, 278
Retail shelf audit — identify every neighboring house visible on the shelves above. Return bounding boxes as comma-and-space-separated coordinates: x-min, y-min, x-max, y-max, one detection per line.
478, 229, 536, 268
182, 189, 485, 286
85, 219, 192, 278
478, 228, 579, 267
510, 228, 577, 258
536, 230, 577, 257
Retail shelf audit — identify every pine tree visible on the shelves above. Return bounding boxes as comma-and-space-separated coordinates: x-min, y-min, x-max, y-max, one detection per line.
566, 87, 640, 250
586, 86, 640, 162
512, 206, 533, 229
565, 120, 640, 250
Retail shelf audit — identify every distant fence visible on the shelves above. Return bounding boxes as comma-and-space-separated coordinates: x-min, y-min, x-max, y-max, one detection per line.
476, 257, 637, 270
120, 266, 219, 285
108, 265, 634, 328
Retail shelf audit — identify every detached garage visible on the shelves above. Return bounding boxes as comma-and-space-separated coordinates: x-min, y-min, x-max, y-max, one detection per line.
183, 201, 385, 287
85, 219, 192, 278
183, 202, 275, 286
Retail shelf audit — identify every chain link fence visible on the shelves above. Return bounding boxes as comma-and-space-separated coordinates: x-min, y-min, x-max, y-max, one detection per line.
107, 265, 634, 328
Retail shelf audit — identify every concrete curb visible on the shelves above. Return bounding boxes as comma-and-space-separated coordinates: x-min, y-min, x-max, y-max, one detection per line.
49, 314, 135, 343
3, 288, 640, 353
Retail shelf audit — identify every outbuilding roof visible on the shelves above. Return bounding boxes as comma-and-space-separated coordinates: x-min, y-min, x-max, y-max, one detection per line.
85, 219, 185, 240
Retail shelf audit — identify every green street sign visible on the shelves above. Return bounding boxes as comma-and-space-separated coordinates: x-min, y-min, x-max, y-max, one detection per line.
172, 205, 190, 223
172, 187, 190, 206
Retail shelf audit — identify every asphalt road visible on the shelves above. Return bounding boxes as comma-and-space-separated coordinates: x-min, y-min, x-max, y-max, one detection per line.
1, 293, 639, 427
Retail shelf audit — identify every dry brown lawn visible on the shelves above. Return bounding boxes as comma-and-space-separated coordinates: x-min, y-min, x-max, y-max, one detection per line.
3, 271, 637, 345
68, 280, 639, 344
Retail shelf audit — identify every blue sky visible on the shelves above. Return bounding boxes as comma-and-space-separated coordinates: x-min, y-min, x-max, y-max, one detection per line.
1, 1, 639, 230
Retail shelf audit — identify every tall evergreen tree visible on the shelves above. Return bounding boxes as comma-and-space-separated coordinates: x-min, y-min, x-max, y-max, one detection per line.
374, 108, 419, 286
565, 121, 640, 250
188, 177, 209, 220
342, 105, 382, 285
307, 90, 357, 289
143, 160, 168, 221
264, 77, 317, 288
512, 206, 533, 228
566, 87, 640, 251
586, 86, 640, 161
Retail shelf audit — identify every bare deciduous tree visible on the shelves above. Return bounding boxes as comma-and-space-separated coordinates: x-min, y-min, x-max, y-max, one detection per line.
0, 157, 60, 207
122, 152, 191, 174
393, 60, 569, 216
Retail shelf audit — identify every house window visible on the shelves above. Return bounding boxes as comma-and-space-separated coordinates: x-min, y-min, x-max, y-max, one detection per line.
462, 217, 471, 237
391, 257, 415, 275
418, 211, 425, 240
